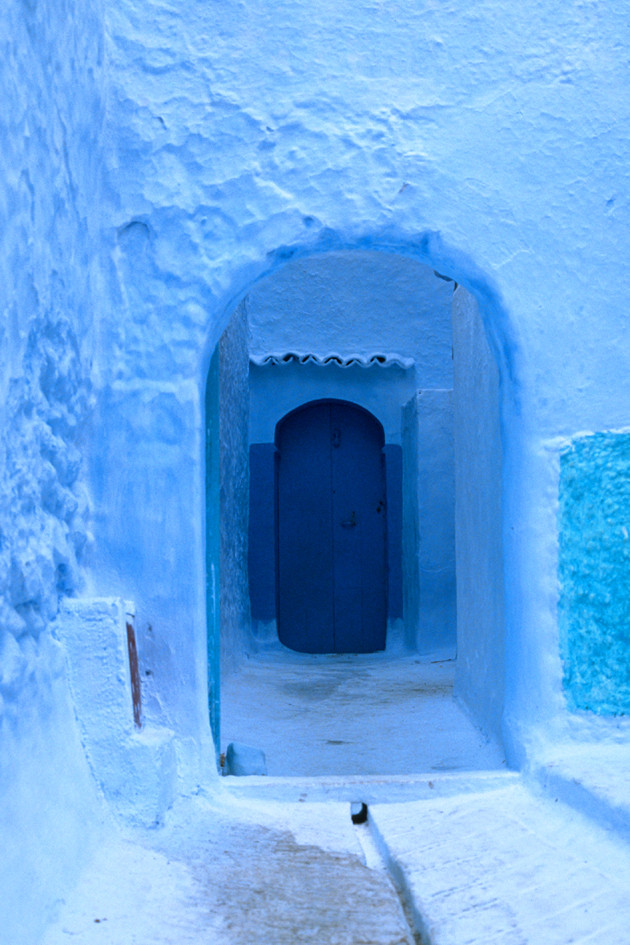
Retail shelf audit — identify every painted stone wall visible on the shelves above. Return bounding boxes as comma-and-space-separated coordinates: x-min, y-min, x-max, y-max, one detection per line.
413, 390, 456, 656
1, 2, 629, 931
249, 360, 416, 446
0, 1, 106, 941
559, 432, 630, 715
94, 0, 630, 765
219, 301, 251, 674
401, 390, 456, 656
452, 286, 505, 741
247, 251, 453, 386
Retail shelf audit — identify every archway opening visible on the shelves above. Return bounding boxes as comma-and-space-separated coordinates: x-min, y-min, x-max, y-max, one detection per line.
207, 248, 507, 777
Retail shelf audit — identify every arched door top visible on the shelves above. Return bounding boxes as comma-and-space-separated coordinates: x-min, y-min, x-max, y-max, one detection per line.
276, 399, 387, 654
275, 398, 385, 449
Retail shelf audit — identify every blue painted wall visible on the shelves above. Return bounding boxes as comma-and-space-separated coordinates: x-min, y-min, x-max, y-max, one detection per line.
0, 1, 107, 940
5, 1, 628, 881
249, 359, 417, 447
248, 443, 278, 623
401, 390, 456, 656
384, 444, 403, 620
205, 347, 221, 757
559, 432, 630, 715
452, 286, 505, 740
247, 251, 454, 389
91, 2, 630, 774
218, 302, 251, 676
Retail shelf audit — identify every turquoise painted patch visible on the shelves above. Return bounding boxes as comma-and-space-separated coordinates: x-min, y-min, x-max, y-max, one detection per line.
559, 433, 630, 714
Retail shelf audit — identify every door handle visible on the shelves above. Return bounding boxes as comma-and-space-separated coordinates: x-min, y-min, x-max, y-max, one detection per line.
340, 511, 357, 528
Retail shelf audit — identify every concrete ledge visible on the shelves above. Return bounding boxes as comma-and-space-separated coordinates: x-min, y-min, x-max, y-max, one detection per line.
56, 598, 177, 826
368, 781, 630, 944
535, 743, 630, 845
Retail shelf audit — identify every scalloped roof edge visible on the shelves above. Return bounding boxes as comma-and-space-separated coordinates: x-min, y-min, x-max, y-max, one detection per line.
250, 352, 415, 369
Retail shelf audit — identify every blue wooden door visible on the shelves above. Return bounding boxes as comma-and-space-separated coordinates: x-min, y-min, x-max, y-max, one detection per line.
276, 400, 387, 653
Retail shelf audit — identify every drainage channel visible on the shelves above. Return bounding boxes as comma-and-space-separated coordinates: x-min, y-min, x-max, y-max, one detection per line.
350, 802, 428, 945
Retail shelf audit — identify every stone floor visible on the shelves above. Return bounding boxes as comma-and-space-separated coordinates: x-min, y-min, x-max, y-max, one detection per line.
42, 775, 630, 945
41, 794, 417, 945
221, 650, 504, 776
371, 781, 630, 945
40, 651, 630, 944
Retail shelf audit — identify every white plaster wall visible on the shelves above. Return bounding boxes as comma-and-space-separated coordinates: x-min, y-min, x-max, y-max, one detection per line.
0, 2, 107, 941
452, 286, 505, 742
91, 0, 630, 768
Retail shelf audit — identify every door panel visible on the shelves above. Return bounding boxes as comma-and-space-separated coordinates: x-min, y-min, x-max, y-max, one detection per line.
330, 402, 387, 652
276, 400, 387, 654
277, 402, 335, 653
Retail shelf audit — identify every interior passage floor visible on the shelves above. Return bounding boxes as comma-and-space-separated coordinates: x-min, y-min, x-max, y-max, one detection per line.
220, 649, 505, 777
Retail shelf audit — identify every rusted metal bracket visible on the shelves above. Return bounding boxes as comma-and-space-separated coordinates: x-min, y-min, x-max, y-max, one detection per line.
126, 620, 143, 730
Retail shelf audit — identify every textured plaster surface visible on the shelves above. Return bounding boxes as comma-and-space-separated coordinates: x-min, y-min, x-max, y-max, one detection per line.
3, 4, 630, 937
0, 2, 107, 942
559, 432, 630, 714
218, 302, 251, 676
247, 251, 453, 385
452, 286, 505, 740
57, 598, 177, 826
93, 0, 630, 767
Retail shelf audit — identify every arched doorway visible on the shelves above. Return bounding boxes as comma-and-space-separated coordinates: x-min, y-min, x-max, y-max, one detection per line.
207, 246, 510, 775
276, 399, 387, 654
